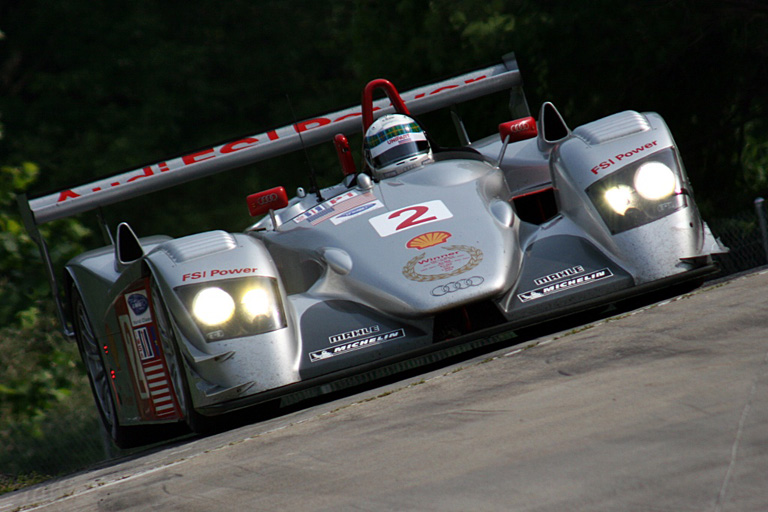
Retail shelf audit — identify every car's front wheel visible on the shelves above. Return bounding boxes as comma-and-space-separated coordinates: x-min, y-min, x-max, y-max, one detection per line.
72, 287, 146, 449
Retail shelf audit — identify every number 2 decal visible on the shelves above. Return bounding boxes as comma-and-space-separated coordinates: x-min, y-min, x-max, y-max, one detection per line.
389, 206, 437, 231
369, 200, 453, 237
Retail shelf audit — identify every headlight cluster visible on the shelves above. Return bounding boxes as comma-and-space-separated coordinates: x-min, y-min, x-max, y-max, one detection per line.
586, 150, 688, 234
176, 276, 286, 342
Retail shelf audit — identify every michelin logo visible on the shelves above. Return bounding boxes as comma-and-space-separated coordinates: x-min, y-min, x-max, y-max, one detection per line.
518, 268, 614, 303
310, 328, 405, 362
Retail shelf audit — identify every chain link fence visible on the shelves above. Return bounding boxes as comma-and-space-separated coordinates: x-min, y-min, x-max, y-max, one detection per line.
2, 198, 767, 491
707, 198, 768, 277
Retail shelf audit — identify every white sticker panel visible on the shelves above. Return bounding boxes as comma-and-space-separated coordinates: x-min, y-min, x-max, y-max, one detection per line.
369, 200, 453, 237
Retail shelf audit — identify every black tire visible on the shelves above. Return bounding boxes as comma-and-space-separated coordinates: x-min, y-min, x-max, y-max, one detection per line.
72, 287, 146, 449
151, 279, 219, 435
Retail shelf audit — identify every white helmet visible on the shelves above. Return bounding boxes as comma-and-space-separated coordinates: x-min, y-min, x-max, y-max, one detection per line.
363, 114, 432, 178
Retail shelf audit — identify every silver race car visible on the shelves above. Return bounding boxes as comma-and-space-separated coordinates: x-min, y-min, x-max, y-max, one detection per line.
19, 53, 726, 447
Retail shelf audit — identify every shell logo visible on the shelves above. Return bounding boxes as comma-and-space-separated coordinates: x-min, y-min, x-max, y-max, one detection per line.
406, 231, 452, 250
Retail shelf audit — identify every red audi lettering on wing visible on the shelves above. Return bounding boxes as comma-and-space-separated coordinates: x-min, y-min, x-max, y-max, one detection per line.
464, 75, 487, 84
294, 117, 331, 133
57, 189, 81, 202
127, 166, 154, 182
220, 137, 259, 153
430, 85, 458, 95
333, 112, 363, 123
182, 148, 216, 165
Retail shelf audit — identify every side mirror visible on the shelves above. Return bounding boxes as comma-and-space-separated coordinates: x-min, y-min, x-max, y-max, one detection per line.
495, 117, 538, 166
247, 186, 289, 217
334, 134, 357, 176
115, 222, 143, 272
499, 116, 538, 143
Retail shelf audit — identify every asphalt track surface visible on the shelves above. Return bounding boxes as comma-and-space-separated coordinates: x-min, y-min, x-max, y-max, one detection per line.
2, 269, 767, 511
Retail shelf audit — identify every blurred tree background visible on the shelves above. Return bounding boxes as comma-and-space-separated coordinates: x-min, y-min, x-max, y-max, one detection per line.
0, 0, 766, 488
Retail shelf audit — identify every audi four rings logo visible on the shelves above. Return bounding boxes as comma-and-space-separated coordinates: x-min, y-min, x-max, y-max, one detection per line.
257, 193, 279, 205
431, 276, 484, 296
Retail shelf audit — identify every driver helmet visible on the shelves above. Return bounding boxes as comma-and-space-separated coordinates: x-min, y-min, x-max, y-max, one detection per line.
363, 114, 432, 178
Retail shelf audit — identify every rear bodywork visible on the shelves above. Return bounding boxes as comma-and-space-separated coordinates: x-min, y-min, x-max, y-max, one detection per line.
19, 53, 726, 441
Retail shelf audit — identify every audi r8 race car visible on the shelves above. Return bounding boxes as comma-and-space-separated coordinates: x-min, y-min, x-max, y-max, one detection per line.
19, 53, 727, 448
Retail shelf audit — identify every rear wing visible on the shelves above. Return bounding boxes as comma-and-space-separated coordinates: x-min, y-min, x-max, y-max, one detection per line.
17, 52, 524, 336
23, 53, 522, 225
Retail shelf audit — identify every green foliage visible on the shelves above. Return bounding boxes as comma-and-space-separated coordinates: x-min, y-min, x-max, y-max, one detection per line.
741, 117, 768, 192
0, 34, 97, 483
0, 311, 104, 484
0, 162, 91, 327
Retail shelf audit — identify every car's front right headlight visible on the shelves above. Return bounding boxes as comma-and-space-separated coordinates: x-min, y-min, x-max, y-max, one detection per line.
634, 161, 677, 200
586, 149, 689, 234
176, 276, 287, 342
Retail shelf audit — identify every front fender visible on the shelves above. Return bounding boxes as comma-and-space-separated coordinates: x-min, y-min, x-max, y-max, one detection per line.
145, 230, 301, 410
551, 112, 719, 282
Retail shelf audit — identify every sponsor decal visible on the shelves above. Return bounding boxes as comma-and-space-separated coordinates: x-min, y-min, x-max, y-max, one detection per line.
369, 200, 453, 237
120, 315, 150, 400
329, 325, 380, 344
590, 140, 659, 174
256, 192, 279, 205
406, 231, 451, 250
125, 291, 152, 326
330, 200, 384, 225
402, 245, 483, 282
431, 276, 484, 297
133, 326, 156, 361
533, 265, 585, 286
507, 118, 534, 134
310, 328, 405, 362
182, 267, 260, 281
115, 279, 182, 421
517, 268, 614, 303
294, 191, 377, 226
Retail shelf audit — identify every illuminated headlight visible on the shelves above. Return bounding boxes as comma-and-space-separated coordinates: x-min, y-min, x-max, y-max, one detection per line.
241, 288, 271, 319
604, 185, 634, 215
586, 149, 688, 234
634, 162, 676, 200
192, 287, 235, 326
176, 276, 287, 342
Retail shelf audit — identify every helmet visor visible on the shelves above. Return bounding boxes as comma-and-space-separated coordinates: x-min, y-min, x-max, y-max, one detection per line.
366, 122, 429, 169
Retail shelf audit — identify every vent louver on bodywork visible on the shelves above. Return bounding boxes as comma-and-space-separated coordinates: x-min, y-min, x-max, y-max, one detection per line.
161, 230, 238, 263
573, 111, 650, 145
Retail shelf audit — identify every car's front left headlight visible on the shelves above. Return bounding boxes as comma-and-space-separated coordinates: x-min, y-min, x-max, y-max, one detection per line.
586, 149, 689, 234
192, 287, 236, 326
176, 276, 287, 342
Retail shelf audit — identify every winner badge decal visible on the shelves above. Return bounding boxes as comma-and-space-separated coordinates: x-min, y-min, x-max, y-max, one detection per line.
402, 245, 483, 282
